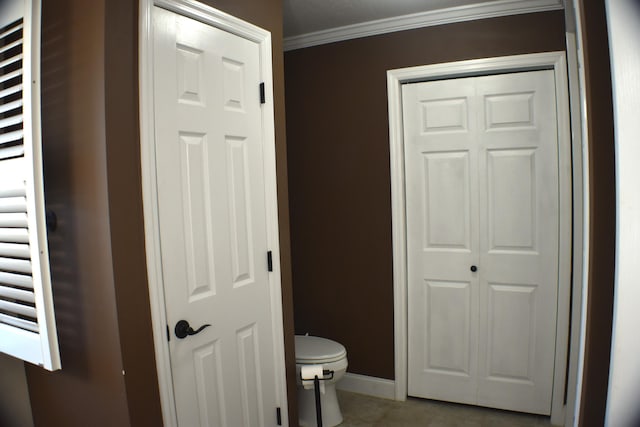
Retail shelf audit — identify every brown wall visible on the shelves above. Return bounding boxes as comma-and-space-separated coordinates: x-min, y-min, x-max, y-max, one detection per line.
576, 1, 616, 426
26, 0, 297, 426
104, 1, 163, 425
285, 11, 566, 380
0, 354, 34, 426
26, 1, 132, 425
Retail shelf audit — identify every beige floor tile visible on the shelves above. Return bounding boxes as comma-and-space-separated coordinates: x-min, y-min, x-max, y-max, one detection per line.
335, 391, 552, 427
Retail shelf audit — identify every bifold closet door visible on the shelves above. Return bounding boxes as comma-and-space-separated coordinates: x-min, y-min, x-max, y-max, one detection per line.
404, 70, 559, 415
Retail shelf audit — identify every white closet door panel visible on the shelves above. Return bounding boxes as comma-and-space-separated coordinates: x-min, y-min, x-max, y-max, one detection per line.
404, 78, 479, 403
404, 69, 559, 415
476, 70, 558, 415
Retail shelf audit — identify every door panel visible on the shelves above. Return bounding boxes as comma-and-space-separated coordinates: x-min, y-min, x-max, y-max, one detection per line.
227, 136, 255, 287
424, 280, 472, 376
153, 7, 278, 426
423, 152, 471, 250
487, 149, 536, 252
486, 283, 536, 381
193, 342, 226, 426
404, 78, 479, 405
476, 71, 558, 414
404, 70, 559, 415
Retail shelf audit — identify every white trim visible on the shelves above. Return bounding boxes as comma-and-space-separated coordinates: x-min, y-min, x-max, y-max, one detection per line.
569, 1, 590, 425
139, 1, 289, 426
551, 52, 572, 427
26, 0, 60, 373
284, 0, 564, 51
605, 0, 640, 424
336, 373, 396, 400
139, 2, 176, 424
387, 52, 580, 423
388, 65, 408, 403
561, 4, 588, 425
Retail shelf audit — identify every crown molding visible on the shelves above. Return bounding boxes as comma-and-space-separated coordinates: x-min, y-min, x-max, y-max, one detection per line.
284, 0, 564, 51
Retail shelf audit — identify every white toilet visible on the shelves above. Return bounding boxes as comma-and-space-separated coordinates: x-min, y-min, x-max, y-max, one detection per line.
295, 335, 348, 427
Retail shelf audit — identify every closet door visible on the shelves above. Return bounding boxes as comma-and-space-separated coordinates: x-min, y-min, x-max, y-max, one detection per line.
404, 70, 559, 415
403, 77, 480, 405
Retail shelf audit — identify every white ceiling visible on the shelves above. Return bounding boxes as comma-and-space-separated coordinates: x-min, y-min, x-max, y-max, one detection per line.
283, 0, 497, 37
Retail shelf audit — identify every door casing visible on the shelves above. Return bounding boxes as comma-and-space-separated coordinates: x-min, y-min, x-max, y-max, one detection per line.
387, 51, 580, 425
139, 1, 289, 425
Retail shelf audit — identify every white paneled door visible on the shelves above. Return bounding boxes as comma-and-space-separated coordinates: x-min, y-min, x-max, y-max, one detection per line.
153, 7, 281, 426
403, 70, 559, 415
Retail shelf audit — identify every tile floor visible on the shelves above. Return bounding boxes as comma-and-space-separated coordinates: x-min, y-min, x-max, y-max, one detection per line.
336, 390, 553, 427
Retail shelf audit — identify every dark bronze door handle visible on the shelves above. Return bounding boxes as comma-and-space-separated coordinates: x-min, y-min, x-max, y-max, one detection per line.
174, 320, 211, 339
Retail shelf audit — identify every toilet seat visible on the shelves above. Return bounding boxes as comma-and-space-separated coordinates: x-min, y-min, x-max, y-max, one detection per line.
295, 335, 346, 364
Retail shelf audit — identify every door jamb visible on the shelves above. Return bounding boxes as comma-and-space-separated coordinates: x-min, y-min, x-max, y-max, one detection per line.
139, 1, 289, 425
387, 51, 580, 424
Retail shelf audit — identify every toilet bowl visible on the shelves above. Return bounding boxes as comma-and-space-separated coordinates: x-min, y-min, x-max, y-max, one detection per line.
295, 335, 348, 427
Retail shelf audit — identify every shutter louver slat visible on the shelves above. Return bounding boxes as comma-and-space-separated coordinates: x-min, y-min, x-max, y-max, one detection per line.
0, 299, 36, 318
0, 285, 34, 303
0, 38, 21, 55
0, 196, 27, 212
0, 129, 24, 145
0, 22, 22, 40
0, 187, 26, 198
0, 69, 22, 85
0, 228, 29, 243
0, 53, 23, 70
0, 212, 28, 228
0, 242, 30, 258
0, 313, 38, 333
0, 99, 22, 114
0, 114, 23, 129
0, 271, 33, 289
0, 145, 25, 160
0, 256, 31, 274
0, 83, 23, 100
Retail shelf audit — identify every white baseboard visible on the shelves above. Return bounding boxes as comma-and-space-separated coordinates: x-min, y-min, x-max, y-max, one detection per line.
336, 372, 396, 400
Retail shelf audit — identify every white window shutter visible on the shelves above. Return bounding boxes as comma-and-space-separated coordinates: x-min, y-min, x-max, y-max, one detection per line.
0, 0, 60, 371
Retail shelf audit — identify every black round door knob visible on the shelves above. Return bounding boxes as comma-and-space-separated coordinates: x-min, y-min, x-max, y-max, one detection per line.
470, 265, 478, 272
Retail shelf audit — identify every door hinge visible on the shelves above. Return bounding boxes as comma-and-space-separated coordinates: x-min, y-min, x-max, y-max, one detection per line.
276, 407, 282, 425
259, 82, 266, 104
166, 324, 170, 342
267, 250, 273, 272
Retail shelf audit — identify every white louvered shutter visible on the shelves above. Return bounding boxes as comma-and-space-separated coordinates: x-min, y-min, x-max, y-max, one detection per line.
0, 0, 60, 371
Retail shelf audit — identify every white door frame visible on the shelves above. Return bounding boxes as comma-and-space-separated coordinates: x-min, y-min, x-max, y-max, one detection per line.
139, 1, 289, 425
387, 51, 581, 425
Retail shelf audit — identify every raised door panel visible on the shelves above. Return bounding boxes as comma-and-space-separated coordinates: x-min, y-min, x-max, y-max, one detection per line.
422, 152, 471, 251
178, 132, 218, 301
485, 283, 537, 382
487, 149, 537, 253
236, 324, 264, 427
226, 136, 254, 288
424, 280, 472, 376
421, 97, 468, 133
193, 341, 227, 426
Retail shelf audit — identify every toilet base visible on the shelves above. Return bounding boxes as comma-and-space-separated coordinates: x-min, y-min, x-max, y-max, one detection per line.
297, 382, 342, 427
